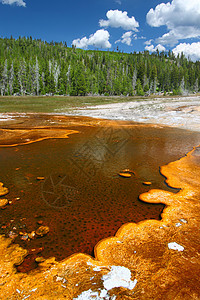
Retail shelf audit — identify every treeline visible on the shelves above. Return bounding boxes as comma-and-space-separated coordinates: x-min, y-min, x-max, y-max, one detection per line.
0, 36, 200, 96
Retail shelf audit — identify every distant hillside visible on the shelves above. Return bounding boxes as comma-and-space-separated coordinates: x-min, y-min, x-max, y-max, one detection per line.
0, 37, 200, 96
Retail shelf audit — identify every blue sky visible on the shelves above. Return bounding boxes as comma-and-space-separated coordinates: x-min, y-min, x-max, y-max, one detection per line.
1, 0, 200, 60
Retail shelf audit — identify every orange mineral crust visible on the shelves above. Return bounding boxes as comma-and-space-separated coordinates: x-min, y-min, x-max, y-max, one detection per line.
0, 145, 200, 299
0, 129, 79, 147
0, 113, 157, 148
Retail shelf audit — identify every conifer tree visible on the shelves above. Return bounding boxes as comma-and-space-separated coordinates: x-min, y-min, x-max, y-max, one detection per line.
0, 37, 200, 96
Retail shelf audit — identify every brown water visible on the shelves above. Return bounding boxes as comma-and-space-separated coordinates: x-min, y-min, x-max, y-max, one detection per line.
0, 120, 200, 272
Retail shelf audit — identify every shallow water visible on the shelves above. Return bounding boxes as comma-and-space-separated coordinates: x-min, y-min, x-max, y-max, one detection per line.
0, 120, 200, 272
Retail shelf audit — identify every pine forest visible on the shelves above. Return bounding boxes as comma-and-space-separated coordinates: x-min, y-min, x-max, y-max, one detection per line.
1, 36, 200, 97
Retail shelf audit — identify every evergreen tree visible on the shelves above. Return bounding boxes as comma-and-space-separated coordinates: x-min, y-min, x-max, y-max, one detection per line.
1, 60, 8, 96
0, 36, 200, 96
18, 59, 27, 95
136, 79, 144, 96
34, 57, 40, 95
9, 62, 14, 95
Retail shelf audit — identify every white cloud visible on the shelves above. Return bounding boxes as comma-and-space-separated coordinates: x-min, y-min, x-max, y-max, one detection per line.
145, 45, 155, 52
156, 26, 200, 47
144, 39, 153, 46
156, 32, 178, 47
147, 0, 200, 28
145, 44, 166, 52
115, 31, 133, 46
173, 42, 200, 62
146, 0, 200, 46
72, 37, 88, 49
115, 0, 121, 4
99, 10, 139, 31
1, 0, 26, 7
72, 29, 111, 49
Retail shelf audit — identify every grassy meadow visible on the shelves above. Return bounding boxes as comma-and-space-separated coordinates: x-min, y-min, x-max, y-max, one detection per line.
0, 96, 146, 114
